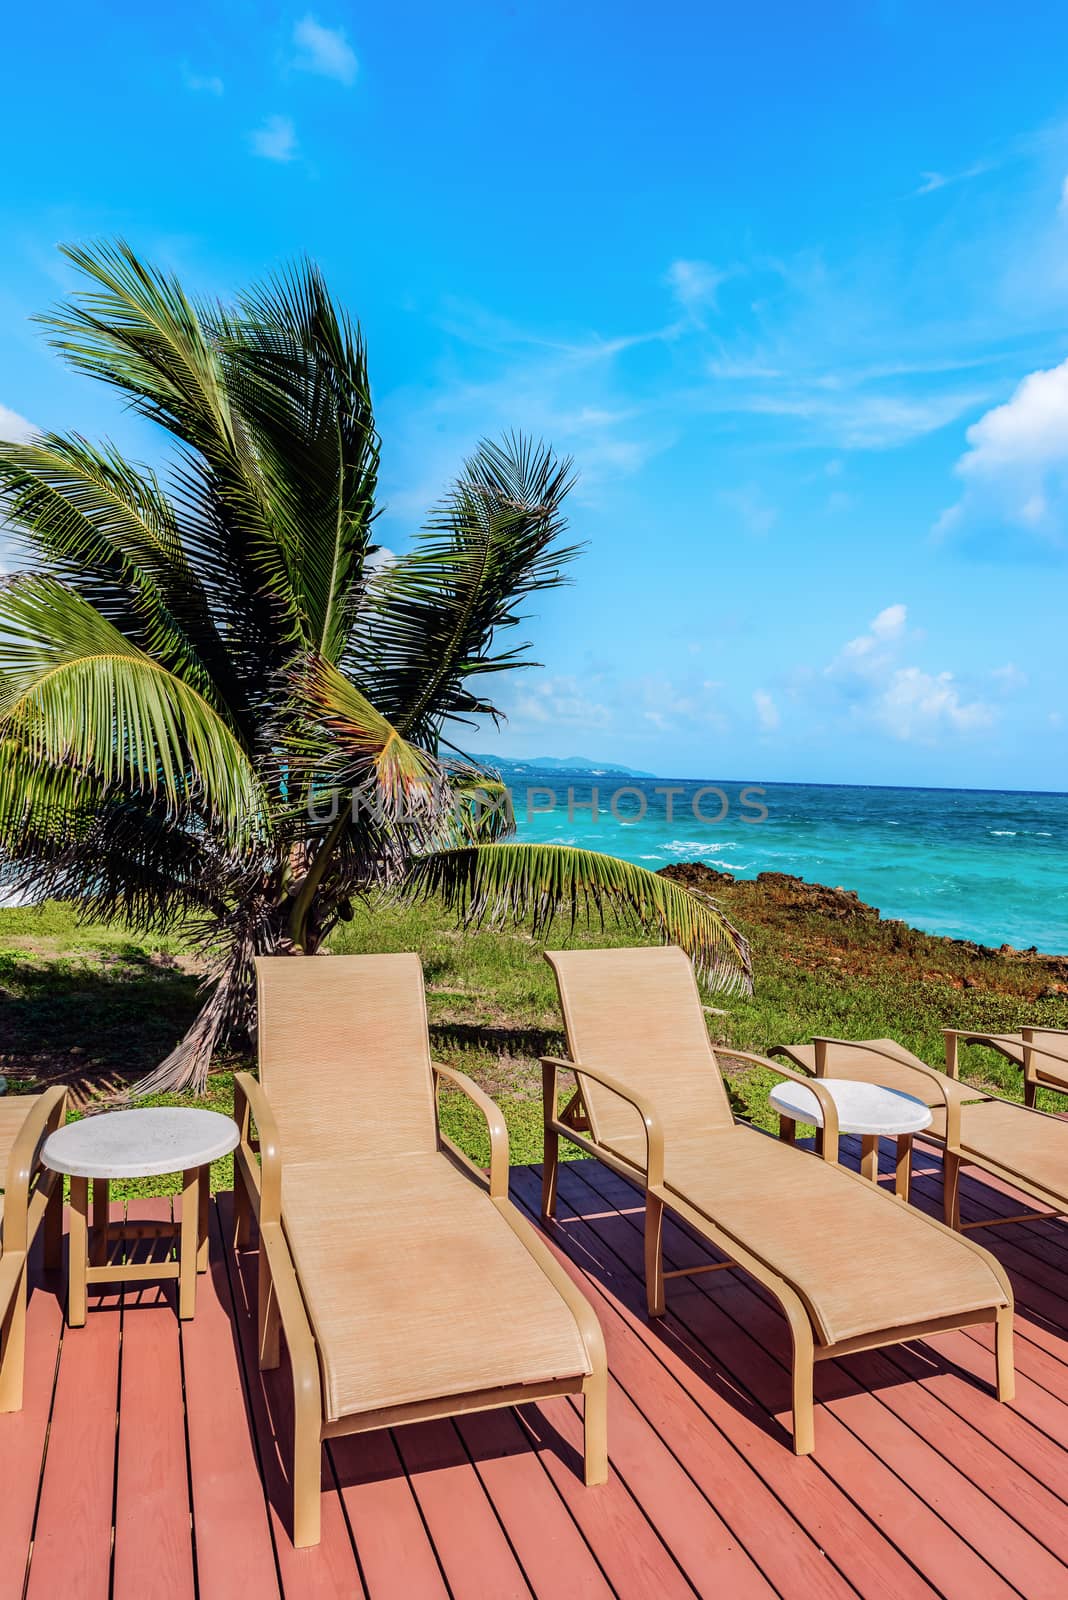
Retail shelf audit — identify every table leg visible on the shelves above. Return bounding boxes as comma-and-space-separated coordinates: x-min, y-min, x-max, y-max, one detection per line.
895, 1135, 914, 1202
92, 1177, 109, 1266
179, 1168, 199, 1319
778, 1115, 796, 1144
197, 1163, 210, 1273
860, 1135, 879, 1184
69, 1177, 89, 1327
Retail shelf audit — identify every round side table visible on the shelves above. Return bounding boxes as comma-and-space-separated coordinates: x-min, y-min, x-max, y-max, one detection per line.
768, 1078, 932, 1200
41, 1107, 239, 1326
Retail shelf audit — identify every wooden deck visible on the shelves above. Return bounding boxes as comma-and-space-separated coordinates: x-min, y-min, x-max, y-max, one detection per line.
5, 1138, 1068, 1599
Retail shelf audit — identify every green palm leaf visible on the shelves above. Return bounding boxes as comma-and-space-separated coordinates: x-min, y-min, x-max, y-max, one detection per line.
0, 576, 262, 837
406, 842, 753, 993
356, 434, 581, 740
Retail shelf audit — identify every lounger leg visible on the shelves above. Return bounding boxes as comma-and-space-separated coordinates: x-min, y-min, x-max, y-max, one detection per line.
0, 1259, 27, 1412
542, 1122, 560, 1222
644, 1195, 665, 1318
791, 1325, 816, 1456
943, 1151, 962, 1230
995, 1305, 1015, 1404
43, 1180, 63, 1271
291, 1393, 322, 1547
258, 1246, 280, 1370
1024, 1078, 1037, 1109
233, 1175, 252, 1250
582, 1361, 609, 1486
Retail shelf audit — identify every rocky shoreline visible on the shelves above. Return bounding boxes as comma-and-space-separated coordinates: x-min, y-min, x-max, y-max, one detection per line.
659, 862, 1068, 1000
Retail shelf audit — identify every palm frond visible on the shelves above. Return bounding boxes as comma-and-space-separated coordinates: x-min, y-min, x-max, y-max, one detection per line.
0, 431, 239, 710
355, 434, 581, 741
0, 576, 262, 838
405, 842, 753, 993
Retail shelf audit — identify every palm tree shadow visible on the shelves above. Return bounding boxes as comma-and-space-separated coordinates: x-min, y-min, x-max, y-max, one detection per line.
0, 953, 201, 1101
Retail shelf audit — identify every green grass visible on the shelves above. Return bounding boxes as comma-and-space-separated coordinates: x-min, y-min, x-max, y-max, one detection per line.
1, 884, 1065, 1197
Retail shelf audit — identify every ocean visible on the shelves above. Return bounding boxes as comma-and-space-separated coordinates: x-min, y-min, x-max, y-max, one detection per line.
499, 772, 1068, 954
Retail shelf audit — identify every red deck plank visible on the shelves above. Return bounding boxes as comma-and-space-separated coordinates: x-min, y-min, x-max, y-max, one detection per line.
327, 1428, 448, 1600
0, 1242, 63, 1600
393, 1417, 533, 1599
112, 1198, 196, 1600
517, 1393, 699, 1600
218, 1196, 367, 1600
454, 1405, 616, 1600
25, 1201, 125, 1600
181, 1200, 281, 1599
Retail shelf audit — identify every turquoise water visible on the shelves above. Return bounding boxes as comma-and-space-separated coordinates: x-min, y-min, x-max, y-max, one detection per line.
502, 772, 1068, 953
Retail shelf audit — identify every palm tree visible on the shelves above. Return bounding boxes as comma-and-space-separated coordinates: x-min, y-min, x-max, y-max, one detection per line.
0, 241, 750, 1093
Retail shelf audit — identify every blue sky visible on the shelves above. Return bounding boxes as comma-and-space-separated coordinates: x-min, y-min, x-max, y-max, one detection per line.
2, 2, 1067, 790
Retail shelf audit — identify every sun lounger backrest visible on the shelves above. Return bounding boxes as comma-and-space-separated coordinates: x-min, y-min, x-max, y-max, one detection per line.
255, 953, 437, 1163
811, 1039, 960, 1107
546, 946, 734, 1147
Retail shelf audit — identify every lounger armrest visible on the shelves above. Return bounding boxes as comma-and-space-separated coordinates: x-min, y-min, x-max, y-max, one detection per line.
3, 1086, 66, 1254
541, 1056, 665, 1188
258, 1219, 322, 1415
815, 1036, 964, 1148
432, 1063, 509, 1200
725, 1049, 841, 1164
234, 1071, 282, 1227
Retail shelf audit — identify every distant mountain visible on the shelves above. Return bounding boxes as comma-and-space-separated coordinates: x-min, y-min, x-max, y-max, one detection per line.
469, 752, 657, 779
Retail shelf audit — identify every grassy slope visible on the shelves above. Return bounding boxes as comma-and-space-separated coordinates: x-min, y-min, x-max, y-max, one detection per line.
1, 876, 1065, 1198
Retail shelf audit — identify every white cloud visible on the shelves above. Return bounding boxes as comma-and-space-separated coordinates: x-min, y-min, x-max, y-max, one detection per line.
0, 404, 35, 442
753, 690, 780, 731
293, 16, 358, 85
913, 159, 994, 197
250, 116, 298, 162
874, 668, 993, 742
935, 358, 1068, 548
666, 259, 730, 321
510, 676, 613, 731
184, 70, 224, 95
824, 604, 992, 743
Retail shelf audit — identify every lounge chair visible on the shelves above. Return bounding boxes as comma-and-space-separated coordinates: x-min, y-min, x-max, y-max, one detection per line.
233, 953, 607, 1547
771, 1031, 1068, 1234
953, 1026, 1068, 1107
542, 946, 1014, 1454
0, 1087, 67, 1411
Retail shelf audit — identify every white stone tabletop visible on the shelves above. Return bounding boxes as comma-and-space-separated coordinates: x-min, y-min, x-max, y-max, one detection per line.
41, 1107, 239, 1179
768, 1077, 933, 1136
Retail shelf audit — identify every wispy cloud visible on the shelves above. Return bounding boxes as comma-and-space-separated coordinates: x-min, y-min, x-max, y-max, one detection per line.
183, 70, 224, 96
249, 115, 298, 163
913, 160, 995, 197
753, 690, 780, 731
721, 484, 777, 537
665, 259, 732, 324
292, 15, 358, 85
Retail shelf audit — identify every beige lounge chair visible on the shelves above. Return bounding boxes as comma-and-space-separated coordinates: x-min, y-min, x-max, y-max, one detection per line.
233, 953, 607, 1547
954, 1026, 1068, 1107
542, 946, 1014, 1454
771, 1031, 1068, 1234
0, 1087, 67, 1411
